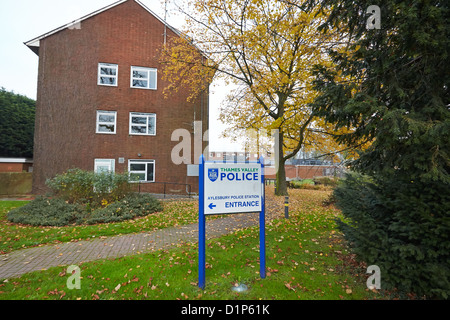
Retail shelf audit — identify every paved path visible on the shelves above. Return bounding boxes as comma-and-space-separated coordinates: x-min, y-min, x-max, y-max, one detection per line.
0, 211, 269, 280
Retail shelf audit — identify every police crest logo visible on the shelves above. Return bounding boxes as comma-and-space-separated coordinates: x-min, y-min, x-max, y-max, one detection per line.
208, 168, 219, 182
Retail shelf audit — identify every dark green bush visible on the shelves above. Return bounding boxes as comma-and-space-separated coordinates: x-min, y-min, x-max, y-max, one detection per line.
7, 193, 163, 227
7, 196, 85, 227
334, 172, 450, 299
45, 169, 132, 208
84, 193, 163, 225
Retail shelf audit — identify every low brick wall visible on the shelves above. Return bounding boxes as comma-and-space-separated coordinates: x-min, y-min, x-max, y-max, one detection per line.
0, 173, 33, 195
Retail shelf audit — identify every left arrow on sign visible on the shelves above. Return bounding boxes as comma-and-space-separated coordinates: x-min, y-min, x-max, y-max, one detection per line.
208, 203, 216, 210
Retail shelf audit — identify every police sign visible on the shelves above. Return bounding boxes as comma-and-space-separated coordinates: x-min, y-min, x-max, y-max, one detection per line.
204, 162, 263, 215
198, 155, 266, 289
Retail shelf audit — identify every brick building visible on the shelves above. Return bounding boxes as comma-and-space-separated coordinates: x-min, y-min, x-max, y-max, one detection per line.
25, 0, 209, 195
0, 158, 33, 173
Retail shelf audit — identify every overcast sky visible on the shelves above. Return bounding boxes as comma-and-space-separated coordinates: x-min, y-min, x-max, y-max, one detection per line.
0, 0, 241, 151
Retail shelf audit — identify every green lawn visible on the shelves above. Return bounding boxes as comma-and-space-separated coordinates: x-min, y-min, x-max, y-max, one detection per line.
0, 189, 382, 300
0, 199, 199, 254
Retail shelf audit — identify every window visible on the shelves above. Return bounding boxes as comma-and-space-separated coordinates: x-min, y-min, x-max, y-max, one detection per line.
98, 63, 118, 86
129, 112, 156, 135
94, 159, 115, 174
131, 66, 157, 90
96, 111, 117, 134
94, 159, 115, 193
128, 160, 155, 182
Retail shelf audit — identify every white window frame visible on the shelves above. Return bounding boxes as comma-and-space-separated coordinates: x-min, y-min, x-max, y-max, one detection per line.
94, 159, 115, 193
94, 159, 115, 174
130, 66, 157, 90
96, 110, 117, 134
98, 63, 118, 87
129, 112, 157, 136
128, 160, 155, 183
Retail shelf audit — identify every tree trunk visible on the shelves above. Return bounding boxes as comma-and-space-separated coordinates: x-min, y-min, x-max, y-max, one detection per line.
275, 158, 288, 196
274, 129, 288, 196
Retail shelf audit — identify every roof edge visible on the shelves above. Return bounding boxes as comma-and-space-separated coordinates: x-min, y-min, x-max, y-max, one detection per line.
24, 0, 180, 55
134, 0, 182, 37
0, 158, 34, 163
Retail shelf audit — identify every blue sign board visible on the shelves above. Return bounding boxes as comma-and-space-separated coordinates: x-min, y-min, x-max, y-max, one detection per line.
198, 155, 266, 289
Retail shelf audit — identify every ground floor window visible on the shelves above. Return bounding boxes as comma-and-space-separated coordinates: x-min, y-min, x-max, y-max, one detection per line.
94, 159, 115, 173
128, 160, 155, 182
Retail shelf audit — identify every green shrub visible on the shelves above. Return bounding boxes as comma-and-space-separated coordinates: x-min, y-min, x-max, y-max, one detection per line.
290, 179, 328, 190
45, 169, 132, 208
290, 179, 312, 188
7, 193, 163, 227
84, 193, 163, 225
334, 172, 450, 299
313, 176, 339, 187
7, 196, 85, 227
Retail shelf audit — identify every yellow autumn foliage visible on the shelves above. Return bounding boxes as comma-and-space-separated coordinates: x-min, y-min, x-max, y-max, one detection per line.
159, 0, 370, 193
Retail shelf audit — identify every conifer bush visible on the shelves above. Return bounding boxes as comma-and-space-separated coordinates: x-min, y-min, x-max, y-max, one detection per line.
334, 173, 450, 299
84, 193, 163, 225
310, 0, 449, 299
8, 169, 163, 227
7, 196, 85, 227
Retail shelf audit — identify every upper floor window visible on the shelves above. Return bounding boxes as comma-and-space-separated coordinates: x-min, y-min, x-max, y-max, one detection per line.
129, 112, 156, 135
96, 110, 117, 134
98, 63, 118, 86
131, 66, 157, 90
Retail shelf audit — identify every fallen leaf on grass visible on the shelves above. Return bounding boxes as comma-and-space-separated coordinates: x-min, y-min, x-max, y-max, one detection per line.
284, 283, 296, 291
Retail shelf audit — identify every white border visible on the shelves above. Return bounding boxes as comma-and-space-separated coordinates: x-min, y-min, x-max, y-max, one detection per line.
130, 66, 157, 90
129, 112, 157, 136
97, 63, 118, 87
94, 159, 116, 173
96, 110, 117, 134
128, 159, 155, 183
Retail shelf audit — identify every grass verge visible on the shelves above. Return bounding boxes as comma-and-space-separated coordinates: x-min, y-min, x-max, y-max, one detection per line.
0, 199, 198, 254
0, 189, 382, 300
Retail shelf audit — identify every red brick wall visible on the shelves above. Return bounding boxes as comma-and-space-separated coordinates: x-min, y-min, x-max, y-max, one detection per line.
0, 163, 32, 173
264, 165, 333, 179
33, 0, 208, 194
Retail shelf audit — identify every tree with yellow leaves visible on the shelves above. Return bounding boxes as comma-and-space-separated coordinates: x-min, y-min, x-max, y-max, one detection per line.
160, 0, 356, 195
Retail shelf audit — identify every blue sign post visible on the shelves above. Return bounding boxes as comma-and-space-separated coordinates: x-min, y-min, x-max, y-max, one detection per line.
199, 154, 206, 289
198, 154, 265, 289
